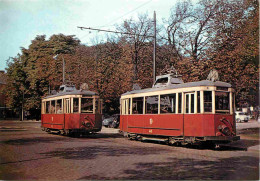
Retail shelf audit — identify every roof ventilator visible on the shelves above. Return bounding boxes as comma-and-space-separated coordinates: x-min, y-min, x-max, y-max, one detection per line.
153, 66, 183, 88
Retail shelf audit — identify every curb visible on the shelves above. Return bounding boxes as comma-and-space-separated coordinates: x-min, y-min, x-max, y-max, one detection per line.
248, 145, 260, 152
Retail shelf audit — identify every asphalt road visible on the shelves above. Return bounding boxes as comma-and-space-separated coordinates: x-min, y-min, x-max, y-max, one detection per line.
0, 120, 259, 180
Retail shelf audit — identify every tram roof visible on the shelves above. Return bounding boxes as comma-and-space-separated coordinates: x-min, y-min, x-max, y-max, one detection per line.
122, 80, 231, 96
43, 90, 97, 99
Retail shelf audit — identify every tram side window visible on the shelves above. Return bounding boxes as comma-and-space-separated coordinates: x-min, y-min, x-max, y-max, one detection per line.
73, 98, 79, 113
178, 93, 182, 113
132, 97, 144, 114
145, 96, 158, 114
125, 99, 129, 114
42, 102, 45, 114
123, 99, 129, 115
81, 98, 93, 113
197, 91, 200, 113
121, 99, 127, 115
191, 94, 194, 113
46, 101, 50, 114
95, 99, 99, 114
215, 92, 230, 113
129, 99, 131, 114
185, 94, 189, 113
56, 99, 63, 114
204, 91, 212, 112
160, 94, 176, 114
50, 100, 55, 114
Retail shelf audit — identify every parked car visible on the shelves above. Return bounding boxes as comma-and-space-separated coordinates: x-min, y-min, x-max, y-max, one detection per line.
111, 114, 120, 128
102, 114, 120, 128
102, 117, 114, 127
235, 111, 250, 122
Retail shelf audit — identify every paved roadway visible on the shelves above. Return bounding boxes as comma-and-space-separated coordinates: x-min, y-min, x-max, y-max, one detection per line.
0, 120, 259, 180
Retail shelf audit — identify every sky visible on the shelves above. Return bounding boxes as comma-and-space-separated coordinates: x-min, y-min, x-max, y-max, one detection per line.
0, 0, 178, 71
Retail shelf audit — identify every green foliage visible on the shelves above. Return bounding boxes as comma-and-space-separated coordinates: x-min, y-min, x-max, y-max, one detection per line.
5, 34, 80, 116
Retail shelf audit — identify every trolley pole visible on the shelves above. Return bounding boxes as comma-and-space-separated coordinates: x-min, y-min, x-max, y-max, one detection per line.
153, 11, 156, 83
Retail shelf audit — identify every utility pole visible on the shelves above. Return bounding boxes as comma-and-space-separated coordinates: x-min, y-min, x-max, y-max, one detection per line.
153, 11, 156, 83
62, 55, 65, 84
53, 54, 65, 84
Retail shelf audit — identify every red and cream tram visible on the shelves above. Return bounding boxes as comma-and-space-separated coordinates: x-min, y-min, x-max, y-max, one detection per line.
120, 71, 240, 145
41, 84, 103, 136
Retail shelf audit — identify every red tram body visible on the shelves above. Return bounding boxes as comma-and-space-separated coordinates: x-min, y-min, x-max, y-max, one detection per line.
41, 84, 102, 135
120, 73, 240, 144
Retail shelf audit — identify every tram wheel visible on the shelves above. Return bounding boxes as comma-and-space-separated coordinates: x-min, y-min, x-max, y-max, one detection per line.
63, 129, 69, 136
136, 135, 143, 141
214, 144, 221, 150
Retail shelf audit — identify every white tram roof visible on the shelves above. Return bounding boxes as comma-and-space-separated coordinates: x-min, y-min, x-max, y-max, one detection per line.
122, 80, 231, 96
43, 84, 98, 99
44, 90, 97, 99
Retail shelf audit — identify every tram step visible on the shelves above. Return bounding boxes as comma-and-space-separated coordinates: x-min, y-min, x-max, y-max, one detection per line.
141, 136, 168, 142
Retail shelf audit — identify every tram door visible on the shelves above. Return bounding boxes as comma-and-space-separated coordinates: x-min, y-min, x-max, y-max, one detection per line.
185, 93, 195, 114
184, 92, 196, 136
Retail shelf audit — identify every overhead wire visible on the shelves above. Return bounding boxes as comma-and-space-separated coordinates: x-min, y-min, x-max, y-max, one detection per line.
79, 0, 153, 40
96, 0, 153, 28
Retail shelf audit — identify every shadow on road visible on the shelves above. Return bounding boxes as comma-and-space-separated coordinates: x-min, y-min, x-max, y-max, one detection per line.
1, 132, 123, 146
140, 139, 259, 151
40, 145, 170, 160
79, 156, 259, 180
1, 137, 68, 145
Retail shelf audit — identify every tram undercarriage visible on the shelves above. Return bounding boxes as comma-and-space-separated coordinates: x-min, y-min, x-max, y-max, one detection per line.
122, 131, 240, 148
42, 127, 101, 136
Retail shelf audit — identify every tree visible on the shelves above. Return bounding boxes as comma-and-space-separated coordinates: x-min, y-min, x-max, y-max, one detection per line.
5, 34, 80, 119
207, 0, 259, 107
117, 14, 154, 83
5, 56, 27, 119
166, 0, 220, 62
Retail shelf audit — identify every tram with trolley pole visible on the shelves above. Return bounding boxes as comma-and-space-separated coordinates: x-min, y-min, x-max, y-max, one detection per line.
119, 68, 240, 146
41, 83, 103, 136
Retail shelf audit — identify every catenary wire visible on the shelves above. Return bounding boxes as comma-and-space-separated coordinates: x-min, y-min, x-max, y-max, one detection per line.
79, 0, 153, 40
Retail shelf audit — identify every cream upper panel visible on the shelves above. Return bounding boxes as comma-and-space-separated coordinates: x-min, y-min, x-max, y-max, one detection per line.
121, 86, 234, 99
42, 95, 99, 102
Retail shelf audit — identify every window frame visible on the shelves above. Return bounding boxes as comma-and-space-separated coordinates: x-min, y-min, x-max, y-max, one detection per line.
81, 97, 94, 114
215, 91, 230, 114
56, 99, 63, 114
204, 91, 212, 113
160, 93, 177, 114
145, 95, 159, 114
72, 97, 79, 113
132, 97, 144, 115
184, 92, 195, 114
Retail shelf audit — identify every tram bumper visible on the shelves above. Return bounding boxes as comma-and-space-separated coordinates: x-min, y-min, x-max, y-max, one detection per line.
204, 136, 240, 143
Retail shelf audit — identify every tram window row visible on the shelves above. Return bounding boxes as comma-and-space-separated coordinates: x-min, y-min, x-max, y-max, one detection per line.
121, 90, 233, 115
42, 97, 101, 114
